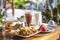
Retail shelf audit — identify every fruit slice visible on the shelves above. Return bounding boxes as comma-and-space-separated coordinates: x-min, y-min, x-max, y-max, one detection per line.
40, 25, 47, 32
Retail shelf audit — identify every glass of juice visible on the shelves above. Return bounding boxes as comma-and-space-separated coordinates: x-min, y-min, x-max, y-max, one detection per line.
25, 12, 32, 27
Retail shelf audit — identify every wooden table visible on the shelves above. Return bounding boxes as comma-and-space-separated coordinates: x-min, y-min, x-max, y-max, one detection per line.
0, 26, 60, 40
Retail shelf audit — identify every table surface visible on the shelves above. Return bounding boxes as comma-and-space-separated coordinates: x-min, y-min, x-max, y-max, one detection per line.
0, 26, 60, 40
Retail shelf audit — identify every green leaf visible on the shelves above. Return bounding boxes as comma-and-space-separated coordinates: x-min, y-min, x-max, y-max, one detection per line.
10, 0, 30, 8
0, 14, 3, 18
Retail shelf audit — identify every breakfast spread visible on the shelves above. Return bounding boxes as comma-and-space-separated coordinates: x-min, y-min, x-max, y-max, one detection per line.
10, 27, 38, 36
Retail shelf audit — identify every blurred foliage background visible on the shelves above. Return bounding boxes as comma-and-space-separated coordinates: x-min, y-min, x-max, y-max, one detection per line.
3, 0, 60, 24
10, 0, 30, 9
9, 0, 60, 9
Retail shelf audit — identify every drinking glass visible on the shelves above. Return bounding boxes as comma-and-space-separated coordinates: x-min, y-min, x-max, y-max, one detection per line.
35, 13, 39, 25
34, 12, 39, 29
25, 12, 32, 27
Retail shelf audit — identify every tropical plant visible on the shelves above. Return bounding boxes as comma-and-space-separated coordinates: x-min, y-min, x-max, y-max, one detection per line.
57, 0, 60, 3
10, 0, 30, 9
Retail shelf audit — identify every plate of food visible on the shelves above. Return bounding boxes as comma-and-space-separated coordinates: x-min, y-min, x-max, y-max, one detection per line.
39, 24, 55, 33
9, 27, 39, 38
39, 28, 55, 33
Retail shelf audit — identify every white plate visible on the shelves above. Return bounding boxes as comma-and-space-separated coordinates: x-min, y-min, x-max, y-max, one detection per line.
39, 27, 55, 33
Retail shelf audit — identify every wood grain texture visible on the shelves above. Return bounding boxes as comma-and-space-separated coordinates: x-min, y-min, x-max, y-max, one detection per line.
22, 32, 59, 40
0, 26, 60, 40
